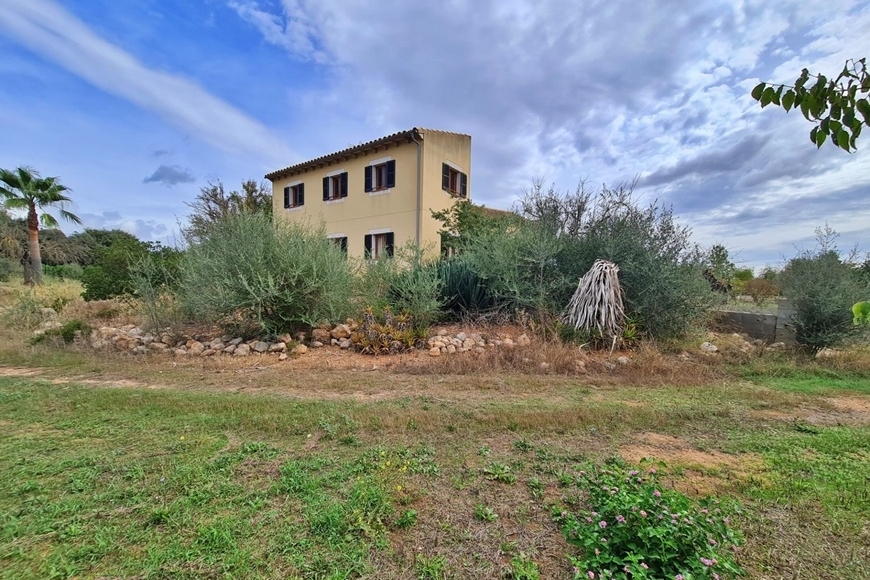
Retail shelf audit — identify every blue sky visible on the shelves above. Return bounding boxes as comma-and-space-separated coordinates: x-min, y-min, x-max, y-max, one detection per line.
1, 0, 869, 270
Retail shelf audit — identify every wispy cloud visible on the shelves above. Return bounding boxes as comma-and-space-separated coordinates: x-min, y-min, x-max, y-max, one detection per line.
0, 0, 295, 165
143, 165, 195, 186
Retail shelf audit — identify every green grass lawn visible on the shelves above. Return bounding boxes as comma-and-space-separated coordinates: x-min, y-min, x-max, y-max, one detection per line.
0, 359, 868, 579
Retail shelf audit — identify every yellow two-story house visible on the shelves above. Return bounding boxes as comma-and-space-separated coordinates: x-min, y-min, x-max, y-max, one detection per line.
266, 128, 471, 259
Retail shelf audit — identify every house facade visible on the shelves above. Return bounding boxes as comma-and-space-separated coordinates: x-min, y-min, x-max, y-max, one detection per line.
266, 128, 471, 259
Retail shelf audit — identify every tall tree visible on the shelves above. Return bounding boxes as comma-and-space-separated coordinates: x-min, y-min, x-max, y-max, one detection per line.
751, 57, 870, 152
183, 179, 272, 243
0, 166, 82, 284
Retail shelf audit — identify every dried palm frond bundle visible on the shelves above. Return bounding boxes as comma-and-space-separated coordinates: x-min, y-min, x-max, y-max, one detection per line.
562, 260, 626, 339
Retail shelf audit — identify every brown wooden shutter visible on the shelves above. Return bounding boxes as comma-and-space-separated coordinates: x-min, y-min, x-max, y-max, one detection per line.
322, 177, 329, 201
364, 234, 373, 259
364, 166, 372, 192
340, 172, 348, 198
283, 186, 290, 208
297, 183, 304, 206
459, 172, 467, 198
442, 163, 450, 191
386, 160, 396, 188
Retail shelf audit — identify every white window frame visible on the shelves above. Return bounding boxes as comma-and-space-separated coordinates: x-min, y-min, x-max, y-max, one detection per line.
284, 179, 304, 211
368, 156, 393, 196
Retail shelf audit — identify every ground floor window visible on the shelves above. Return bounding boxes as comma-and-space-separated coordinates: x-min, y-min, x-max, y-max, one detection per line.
364, 232, 394, 259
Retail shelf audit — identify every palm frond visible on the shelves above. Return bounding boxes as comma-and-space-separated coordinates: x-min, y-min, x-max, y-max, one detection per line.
561, 259, 626, 339
40, 213, 60, 228
3, 198, 29, 210
59, 209, 83, 225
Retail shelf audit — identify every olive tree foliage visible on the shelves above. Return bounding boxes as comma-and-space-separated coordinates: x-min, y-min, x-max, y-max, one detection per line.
514, 181, 714, 339
177, 212, 353, 337
751, 57, 870, 152
182, 179, 273, 243
778, 225, 870, 352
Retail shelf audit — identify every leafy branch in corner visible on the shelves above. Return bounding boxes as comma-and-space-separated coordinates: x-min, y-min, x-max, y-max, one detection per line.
751, 57, 870, 152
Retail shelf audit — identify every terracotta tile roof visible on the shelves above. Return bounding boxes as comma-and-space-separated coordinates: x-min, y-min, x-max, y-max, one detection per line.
265, 127, 470, 181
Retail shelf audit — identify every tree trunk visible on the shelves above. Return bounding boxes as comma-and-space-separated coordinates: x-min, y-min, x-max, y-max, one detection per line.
26, 203, 42, 285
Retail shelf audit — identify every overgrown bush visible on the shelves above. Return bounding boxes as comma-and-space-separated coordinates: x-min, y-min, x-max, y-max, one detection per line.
130, 254, 182, 332
30, 319, 90, 345
457, 218, 569, 316
778, 230, 870, 352
178, 212, 353, 336
744, 278, 778, 305
0, 256, 15, 282
355, 243, 443, 331
433, 181, 714, 339
80, 237, 149, 300
43, 263, 84, 280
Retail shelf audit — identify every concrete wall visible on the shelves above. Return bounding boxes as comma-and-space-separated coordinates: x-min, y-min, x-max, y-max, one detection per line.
712, 299, 796, 343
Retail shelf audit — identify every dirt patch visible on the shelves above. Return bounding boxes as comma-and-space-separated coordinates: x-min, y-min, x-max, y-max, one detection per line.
747, 395, 870, 427
619, 432, 768, 495
0, 367, 42, 377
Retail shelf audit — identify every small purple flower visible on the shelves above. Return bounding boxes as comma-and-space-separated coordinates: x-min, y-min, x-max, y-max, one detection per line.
701, 557, 714, 567
616, 515, 626, 523
629, 469, 639, 476
600, 537, 607, 543
586, 517, 593, 523
649, 468, 657, 474
640, 510, 648, 518
701, 508, 708, 514
641, 563, 649, 570
599, 520, 607, 528
653, 490, 661, 497
587, 571, 595, 579
675, 575, 684, 580
623, 566, 630, 573
710, 538, 718, 545
713, 574, 720, 580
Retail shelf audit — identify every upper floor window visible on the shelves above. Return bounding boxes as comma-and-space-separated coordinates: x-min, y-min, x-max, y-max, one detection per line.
283, 183, 304, 208
322, 172, 348, 201
365, 160, 396, 192
442, 163, 468, 198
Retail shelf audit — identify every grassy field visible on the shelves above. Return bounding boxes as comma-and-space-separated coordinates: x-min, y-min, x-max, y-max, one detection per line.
0, 280, 868, 579
0, 344, 868, 579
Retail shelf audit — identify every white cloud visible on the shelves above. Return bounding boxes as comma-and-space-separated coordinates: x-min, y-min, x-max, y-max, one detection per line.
0, 0, 295, 166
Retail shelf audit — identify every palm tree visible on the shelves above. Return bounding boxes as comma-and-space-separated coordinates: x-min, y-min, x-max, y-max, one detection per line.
0, 166, 82, 284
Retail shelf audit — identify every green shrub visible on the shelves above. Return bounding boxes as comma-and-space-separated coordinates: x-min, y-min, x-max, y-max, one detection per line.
459, 219, 568, 315
356, 243, 443, 331
43, 263, 84, 280
177, 212, 353, 336
0, 256, 16, 282
555, 458, 743, 580
443, 181, 715, 339
779, 246, 869, 352
129, 254, 182, 332
30, 319, 90, 345
80, 237, 149, 301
